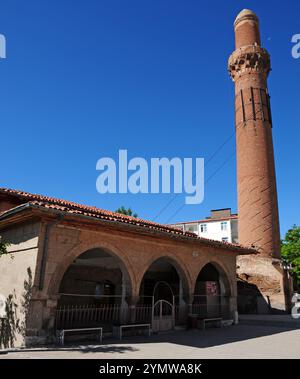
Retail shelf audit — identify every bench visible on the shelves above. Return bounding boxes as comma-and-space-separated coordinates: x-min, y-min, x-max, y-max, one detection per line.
56, 327, 103, 345
113, 323, 151, 340
199, 317, 222, 330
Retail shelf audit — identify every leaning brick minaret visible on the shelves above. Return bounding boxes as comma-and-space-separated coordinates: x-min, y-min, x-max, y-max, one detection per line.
228, 9, 280, 257
228, 10, 290, 311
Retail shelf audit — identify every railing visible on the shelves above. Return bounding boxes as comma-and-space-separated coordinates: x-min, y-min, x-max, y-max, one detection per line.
174, 305, 187, 325
192, 296, 231, 319
56, 304, 154, 329
55, 295, 233, 331
55, 304, 123, 330
135, 305, 152, 323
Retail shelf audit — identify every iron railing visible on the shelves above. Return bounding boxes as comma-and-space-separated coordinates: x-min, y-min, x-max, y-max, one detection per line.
55, 295, 232, 330
192, 295, 231, 319
55, 304, 123, 330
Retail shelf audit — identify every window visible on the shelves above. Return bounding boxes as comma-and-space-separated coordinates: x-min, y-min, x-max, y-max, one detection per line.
221, 221, 227, 231
186, 224, 197, 233
200, 224, 207, 233
222, 237, 228, 242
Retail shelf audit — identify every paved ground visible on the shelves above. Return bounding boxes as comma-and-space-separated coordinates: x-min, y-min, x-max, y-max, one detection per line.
1, 324, 299, 359
239, 314, 300, 325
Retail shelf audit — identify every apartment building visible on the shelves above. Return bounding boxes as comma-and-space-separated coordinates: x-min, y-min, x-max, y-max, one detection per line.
169, 208, 238, 244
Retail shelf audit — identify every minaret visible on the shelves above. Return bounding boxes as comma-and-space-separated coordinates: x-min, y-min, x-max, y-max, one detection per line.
228, 10, 290, 311
228, 9, 280, 257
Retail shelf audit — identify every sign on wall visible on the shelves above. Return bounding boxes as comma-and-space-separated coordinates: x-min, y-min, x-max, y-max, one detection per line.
206, 281, 219, 296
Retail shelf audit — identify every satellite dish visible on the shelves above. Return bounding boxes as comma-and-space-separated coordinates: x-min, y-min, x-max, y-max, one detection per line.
0, 294, 7, 318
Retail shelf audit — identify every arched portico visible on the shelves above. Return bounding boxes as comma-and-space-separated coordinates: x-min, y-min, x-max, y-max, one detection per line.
47, 241, 136, 299
195, 261, 233, 295
41, 235, 239, 340
57, 248, 133, 304
137, 256, 191, 330
192, 261, 233, 319
50, 243, 135, 332
138, 256, 191, 301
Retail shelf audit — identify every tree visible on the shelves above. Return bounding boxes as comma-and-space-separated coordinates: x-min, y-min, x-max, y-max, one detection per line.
281, 225, 300, 290
115, 206, 138, 218
0, 237, 10, 258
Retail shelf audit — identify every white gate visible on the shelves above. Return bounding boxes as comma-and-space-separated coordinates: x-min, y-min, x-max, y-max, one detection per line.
152, 299, 175, 332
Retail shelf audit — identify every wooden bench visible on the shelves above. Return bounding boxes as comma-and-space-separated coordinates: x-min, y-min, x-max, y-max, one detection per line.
113, 323, 151, 340
199, 317, 222, 330
56, 327, 103, 345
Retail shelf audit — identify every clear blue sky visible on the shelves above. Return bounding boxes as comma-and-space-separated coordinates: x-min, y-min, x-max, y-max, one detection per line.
0, 0, 299, 237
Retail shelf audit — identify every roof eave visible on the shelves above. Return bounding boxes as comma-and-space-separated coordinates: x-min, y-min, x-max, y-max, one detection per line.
0, 202, 256, 255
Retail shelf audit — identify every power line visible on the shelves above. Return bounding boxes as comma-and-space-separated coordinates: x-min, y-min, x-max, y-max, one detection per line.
164, 149, 236, 224
152, 131, 236, 221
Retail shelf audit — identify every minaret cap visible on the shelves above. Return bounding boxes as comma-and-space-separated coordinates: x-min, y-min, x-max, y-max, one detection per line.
233, 9, 261, 48
234, 9, 259, 28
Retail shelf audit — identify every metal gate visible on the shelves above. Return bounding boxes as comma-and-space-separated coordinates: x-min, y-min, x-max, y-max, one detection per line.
152, 299, 175, 332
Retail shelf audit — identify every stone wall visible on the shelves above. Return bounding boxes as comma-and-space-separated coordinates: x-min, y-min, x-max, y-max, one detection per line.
237, 255, 286, 312
0, 222, 41, 348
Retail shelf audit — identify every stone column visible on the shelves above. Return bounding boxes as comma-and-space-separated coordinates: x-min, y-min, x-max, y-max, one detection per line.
25, 295, 58, 346
228, 296, 238, 323
120, 276, 129, 323
128, 295, 140, 324
178, 279, 187, 324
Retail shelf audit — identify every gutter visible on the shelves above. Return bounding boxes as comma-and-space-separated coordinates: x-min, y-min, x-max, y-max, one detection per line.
0, 202, 31, 219
39, 215, 64, 290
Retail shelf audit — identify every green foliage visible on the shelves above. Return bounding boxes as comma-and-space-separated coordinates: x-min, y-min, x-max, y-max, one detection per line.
0, 236, 10, 258
0, 291, 20, 349
0, 268, 33, 348
20, 267, 33, 338
281, 225, 300, 290
115, 206, 138, 218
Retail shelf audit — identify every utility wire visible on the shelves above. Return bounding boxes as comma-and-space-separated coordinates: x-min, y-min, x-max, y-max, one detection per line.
164, 149, 236, 224
160, 78, 238, 224
152, 131, 236, 221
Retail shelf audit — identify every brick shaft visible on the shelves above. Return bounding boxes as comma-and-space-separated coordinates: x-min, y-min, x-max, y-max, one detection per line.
228, 10, 281, 258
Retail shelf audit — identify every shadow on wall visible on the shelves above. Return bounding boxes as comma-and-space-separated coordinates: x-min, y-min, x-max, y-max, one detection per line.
0, 267, 33, 349
237, 276, 286, 315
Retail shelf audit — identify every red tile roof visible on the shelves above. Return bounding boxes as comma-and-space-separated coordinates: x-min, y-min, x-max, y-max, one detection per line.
0, 188, 255, 253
